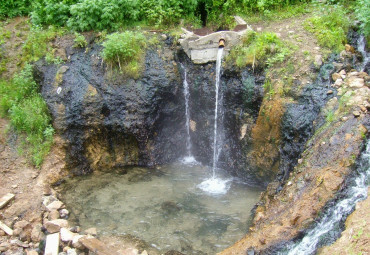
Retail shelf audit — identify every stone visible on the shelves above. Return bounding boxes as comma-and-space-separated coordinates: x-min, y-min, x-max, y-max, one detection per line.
334, 78, 343, 87
0, 220, 13, 235
298, 159, 303, 164
314, 55, 323, 67
339, 69, 346, 79
57, 66, 69, 75
31, 224, 44, 243
69, 226, 80, 233
0, 242, 10, 252
48, 210, 60, 221
345, 44, 355, 53
353, 111, 361, 117
79, 237, 121, 255
83, 228, 97, 236
0, 193, 15, 209
10, 239, 29, 248
190, 120, 196, 132
161, 34, 167, 40
327, 90, 333, 95
348, 77, 365, 88
46, 201, 64, 211
360, 105, 367, 112
44, 219, 69, 234
26, 251, 39, 255
67, 249, 77, 255
257, 27, 262, 31
44, 233, 60, 255
332, 73, 341, 81
60, 228, 77, 242
59, 209, 69, 219
140, 251, 148, 255
72, 235, 85, 249
13, 220, 30, 236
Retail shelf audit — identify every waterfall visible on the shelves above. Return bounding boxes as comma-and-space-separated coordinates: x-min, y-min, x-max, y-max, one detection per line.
358, 35, 369, 72
280, 140, 370, 255
198, 47, 231, 195
212, 47, 224, 176
181, 64, 196, 164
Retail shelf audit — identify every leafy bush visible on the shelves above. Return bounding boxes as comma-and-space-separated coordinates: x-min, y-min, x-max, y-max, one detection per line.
101, 31, 146, 78
67, 0, 140, 31
304, 5, 350, 52
228, 30, 292, 69
0, 0, 32, 19
355, 0, 370, 40
31, 0, 77, 27
0, 64, 54, 167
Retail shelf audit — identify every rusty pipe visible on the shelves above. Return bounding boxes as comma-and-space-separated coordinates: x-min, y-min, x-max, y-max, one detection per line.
219, 39, 225, 48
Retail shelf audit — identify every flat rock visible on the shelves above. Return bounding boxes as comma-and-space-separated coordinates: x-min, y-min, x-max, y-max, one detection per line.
46, 200, 64, 211
44, 219, 69, 234
0, 193, 15, 209
348, 77, 365, 88
48, 210, 60, 220
10, 239, 29, 248
60, 227, 77, 242
45, 233, 60, 255
79, 237, 121, 255
72, 234, 85, 249
26, 250, 39, 255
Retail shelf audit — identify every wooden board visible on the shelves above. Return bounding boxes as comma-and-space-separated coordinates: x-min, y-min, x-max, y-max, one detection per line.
0, 220, 13, 235
44, 233, 60, 255
0, 193, 15, 209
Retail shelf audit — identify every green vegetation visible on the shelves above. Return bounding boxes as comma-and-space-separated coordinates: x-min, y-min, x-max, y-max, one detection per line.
325, 110, 335, 123
228, 31, 292, 69
0, 0, 32, 19
73, 32, 87, 48
304, 5, 350, 52
355, 0, 370, 41
0, 64, 54, 167
101, 31, 146, 79
21, 26, 65, 64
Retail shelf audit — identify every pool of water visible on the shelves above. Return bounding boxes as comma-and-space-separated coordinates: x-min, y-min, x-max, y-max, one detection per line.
60, 162, 262, 254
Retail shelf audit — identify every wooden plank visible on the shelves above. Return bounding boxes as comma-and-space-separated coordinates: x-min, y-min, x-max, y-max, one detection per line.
0, 193, 15, 209
44, 233, 59, 255
0, 220, 13, 235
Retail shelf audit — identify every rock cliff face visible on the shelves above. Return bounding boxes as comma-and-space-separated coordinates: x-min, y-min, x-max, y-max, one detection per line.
35, 40, 185, 174
34, 38, 264, 178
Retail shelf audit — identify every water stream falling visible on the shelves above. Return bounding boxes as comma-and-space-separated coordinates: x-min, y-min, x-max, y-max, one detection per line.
181, 64, 196, 164
279, 139, 370, 255
198, 47, 231, 195
358, 35, 369, 72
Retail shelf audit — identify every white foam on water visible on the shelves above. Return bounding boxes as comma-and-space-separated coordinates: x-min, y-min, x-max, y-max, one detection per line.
198, 177, 231, 195
180, 156, 199, 165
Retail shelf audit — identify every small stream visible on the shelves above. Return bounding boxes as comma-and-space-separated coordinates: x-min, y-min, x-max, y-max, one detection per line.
278, 139, 370, 255
60, 163, 262, 254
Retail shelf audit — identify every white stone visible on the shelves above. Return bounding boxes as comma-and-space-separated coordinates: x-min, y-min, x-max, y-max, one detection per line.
46, 200, 64, 211
59, 209, 69, 219
334, 78, 343, 87
66, 249, 77, 255
60, 228, 77, 242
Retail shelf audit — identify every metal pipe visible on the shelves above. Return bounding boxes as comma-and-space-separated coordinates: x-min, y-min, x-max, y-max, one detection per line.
219, 39, 225, 48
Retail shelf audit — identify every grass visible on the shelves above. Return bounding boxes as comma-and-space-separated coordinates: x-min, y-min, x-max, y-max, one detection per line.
227, 30, 293, 70
241, 3, 310, 24
73, 32, 87, 48
21, 26, 65, 64
0, 64, 54, 167
303, 5, 350, 52
101, 31, 147, 79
